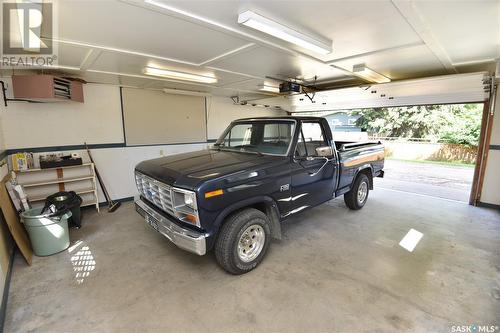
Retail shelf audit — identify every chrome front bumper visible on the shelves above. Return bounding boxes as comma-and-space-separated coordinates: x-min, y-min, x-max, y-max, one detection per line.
135, 199, 207, 255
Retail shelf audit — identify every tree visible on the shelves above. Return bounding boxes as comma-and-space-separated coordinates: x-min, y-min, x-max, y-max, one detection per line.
353, 104, 482, 146
439, 104, 482, 146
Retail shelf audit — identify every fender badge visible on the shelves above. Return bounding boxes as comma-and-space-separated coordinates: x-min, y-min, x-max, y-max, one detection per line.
280, 184, 290, 192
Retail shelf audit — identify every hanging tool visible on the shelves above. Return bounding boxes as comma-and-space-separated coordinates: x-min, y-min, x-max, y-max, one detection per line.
84, 143, 121, 212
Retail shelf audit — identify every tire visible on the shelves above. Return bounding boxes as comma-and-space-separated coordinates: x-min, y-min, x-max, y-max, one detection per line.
344, 173, 370, 210
215, 208, 271, 275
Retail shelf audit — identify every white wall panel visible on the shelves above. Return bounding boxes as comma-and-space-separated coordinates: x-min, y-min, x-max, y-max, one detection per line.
489, 100, 500, 146
481, 150, 500, 205
0, 81, 123, 149
206, 96, 286, 140
122, 88, 206, 145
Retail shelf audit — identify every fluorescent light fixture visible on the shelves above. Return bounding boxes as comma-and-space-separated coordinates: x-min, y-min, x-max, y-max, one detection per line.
399, 228, 423, 252
352, 64, 391, 83
163, 88, 211, 97
238, 10, 332, 55
144, 66, 217, 83
258, 84, 280, 93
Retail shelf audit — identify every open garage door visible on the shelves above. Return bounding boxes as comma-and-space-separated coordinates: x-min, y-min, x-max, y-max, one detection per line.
282, 72, 495, 206
287, 72, 491, 112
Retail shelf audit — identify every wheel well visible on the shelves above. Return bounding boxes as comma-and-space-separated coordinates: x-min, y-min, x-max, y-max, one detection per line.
357, 168, 373, 189
248, 202, 268, 215
226, 201, 282, 240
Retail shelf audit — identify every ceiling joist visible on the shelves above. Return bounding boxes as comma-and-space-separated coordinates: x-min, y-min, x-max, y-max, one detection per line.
391, 0, 458, 74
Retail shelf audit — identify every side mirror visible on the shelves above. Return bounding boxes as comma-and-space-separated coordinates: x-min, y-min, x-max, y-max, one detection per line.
316, 146, 333, 157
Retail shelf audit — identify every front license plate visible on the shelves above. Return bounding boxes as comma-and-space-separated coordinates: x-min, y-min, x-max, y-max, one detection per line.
146, 215, 159, 232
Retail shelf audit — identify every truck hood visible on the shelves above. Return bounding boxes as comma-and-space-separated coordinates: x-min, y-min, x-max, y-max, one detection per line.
135, 149, 284, 189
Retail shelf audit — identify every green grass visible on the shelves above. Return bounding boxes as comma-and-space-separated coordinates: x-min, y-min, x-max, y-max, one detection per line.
386, 157, 476, 168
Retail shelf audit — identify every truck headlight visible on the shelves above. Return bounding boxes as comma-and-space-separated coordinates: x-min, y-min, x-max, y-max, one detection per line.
184, 192, 195, 208
172, 188, 200, 227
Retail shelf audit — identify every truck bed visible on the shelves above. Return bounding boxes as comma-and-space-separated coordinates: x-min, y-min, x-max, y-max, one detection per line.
335, 141, 385, 195
335, 141, 382, 151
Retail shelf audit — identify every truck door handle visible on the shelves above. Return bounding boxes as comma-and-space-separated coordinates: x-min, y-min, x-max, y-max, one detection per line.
308, 157, 333, 177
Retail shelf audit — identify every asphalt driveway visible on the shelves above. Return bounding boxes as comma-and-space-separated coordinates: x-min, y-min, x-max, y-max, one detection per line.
375, 159, 475, 202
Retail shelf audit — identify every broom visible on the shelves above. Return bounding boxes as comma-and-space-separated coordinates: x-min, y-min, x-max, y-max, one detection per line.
84, 143, 121, 212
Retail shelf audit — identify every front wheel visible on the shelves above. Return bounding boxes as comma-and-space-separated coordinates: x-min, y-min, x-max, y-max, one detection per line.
215, 208, 271, 274
344, 173, 370, 210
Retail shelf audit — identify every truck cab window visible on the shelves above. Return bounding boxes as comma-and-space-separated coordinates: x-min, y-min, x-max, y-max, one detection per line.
296, 122, 327, 157
218, 121, 295, 155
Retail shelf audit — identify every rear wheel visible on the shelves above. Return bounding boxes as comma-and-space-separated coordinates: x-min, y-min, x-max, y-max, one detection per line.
215, 208, 271, 274
344, 173, 370, 210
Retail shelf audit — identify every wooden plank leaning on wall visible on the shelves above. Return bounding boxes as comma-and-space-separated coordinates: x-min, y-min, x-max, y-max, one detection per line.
0, 175, 32, 265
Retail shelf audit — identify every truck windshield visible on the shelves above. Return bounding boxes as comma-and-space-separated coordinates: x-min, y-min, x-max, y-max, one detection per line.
215, 121, 295, 156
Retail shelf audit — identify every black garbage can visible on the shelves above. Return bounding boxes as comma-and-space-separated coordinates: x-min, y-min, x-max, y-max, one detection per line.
43, 191, 83, 228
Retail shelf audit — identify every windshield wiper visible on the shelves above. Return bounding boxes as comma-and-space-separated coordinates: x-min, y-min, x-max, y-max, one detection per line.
219, 146, 264, 156
239, 145, 264, 156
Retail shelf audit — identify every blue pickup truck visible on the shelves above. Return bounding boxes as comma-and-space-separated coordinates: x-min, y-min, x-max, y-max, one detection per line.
135, 117, 384, 274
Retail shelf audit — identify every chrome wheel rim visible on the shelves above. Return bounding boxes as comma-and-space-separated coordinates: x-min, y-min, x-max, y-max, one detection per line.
237, 224, 265, 263
357, 181, 368, 204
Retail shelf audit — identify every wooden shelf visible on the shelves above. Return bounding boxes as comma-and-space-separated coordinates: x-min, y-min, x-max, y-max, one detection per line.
16, 163, 93, 173
14, 163, 99, 212
81, 200, 98, 207
30, 188, 96, 202
22, 176, 95, 188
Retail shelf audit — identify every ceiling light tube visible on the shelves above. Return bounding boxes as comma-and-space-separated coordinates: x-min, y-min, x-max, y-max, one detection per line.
352, 64, 391, 83
238, 10, 332, 55
144, 66, 217, 83
163, 88, 211, 97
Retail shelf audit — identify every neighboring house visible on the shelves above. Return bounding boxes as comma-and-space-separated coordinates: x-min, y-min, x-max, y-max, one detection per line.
324, 112, 362, 132
324, 112, 367, 142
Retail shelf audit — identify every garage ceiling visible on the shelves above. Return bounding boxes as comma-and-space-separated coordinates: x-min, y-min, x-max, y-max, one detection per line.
1, 0, 499, 98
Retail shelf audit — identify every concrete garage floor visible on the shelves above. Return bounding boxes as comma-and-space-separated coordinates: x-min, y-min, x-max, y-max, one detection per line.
5, 189, 500, 333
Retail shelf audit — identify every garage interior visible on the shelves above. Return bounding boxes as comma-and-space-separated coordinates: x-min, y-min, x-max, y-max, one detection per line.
0, 1, 499, 332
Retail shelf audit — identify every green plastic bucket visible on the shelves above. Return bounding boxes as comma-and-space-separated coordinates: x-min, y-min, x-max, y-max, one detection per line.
21, 208, 72, 256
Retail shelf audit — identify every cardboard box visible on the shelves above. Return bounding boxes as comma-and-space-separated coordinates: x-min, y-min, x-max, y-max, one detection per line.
12, 153, 34, 171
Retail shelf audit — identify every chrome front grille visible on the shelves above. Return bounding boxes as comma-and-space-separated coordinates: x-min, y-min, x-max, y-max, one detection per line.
135, 172, 175, 216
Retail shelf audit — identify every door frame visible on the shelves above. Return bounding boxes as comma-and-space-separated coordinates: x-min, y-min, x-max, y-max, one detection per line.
470, 81, 496, 205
